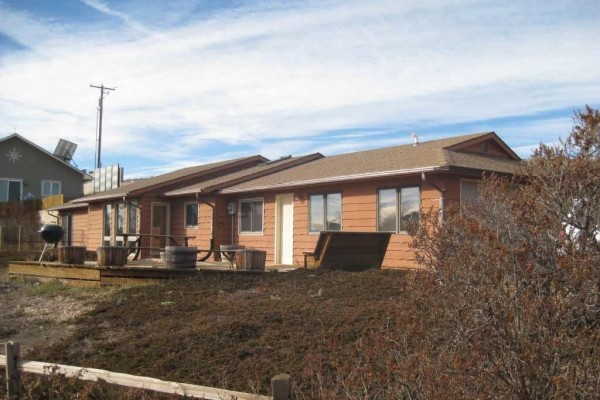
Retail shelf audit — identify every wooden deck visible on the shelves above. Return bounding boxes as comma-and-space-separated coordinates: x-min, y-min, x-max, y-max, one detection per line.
8, 260, 295, 286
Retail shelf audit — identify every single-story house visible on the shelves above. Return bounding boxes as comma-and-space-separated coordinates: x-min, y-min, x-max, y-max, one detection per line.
54, 132, 521, 268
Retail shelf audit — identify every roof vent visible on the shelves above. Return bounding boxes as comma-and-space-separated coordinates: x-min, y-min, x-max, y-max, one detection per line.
411, 132, 419, 146
265, 155, 292, 165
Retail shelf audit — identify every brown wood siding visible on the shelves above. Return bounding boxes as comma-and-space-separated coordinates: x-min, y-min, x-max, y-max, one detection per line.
70, 209, 89, 247
459, 139, 512, 159
61, 172, 474, 268
168, 196, 216, 251
229, 176, 437, 269
87, 203, 103, 250
235, 193, 277, 261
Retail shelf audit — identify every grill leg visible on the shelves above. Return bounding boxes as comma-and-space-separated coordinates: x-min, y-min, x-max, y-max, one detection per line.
39, 243, 49, 262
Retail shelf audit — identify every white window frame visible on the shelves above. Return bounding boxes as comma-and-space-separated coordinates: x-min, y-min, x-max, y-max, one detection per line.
184, 201, 199, 229
376, 185, 421, 234
0, 178, 23, 202
238, 198, 264, 235
41, 180, 61, 197
308, 192, 343, 234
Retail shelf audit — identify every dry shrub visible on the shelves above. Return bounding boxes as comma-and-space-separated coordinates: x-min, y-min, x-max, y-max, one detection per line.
299, 107, 599, 399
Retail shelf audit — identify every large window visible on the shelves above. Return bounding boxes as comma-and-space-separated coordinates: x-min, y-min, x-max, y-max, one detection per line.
309, 192, 342, 233
0, 179, 22, 202
184, 202, 199, 228
239, 198, 263, 234
41, 180, 61, 197
377, 186, 420, 233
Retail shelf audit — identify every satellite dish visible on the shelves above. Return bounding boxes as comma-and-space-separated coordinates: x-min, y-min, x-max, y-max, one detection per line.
54, 139, 78, 162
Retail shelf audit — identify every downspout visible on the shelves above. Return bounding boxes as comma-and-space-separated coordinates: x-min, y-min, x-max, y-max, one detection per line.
196, 191, 216, 262
421, 172, 445, 224
47, 210, 60, 223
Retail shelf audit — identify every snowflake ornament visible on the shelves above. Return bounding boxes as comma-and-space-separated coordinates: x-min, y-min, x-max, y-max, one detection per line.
6, 147, 22, 163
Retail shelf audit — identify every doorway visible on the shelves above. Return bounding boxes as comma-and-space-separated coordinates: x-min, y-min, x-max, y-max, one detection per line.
151, 202, 170, 254
275, 193, 294, 265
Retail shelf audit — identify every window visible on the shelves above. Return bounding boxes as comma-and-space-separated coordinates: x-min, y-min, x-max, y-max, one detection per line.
0, 179, 22, 202
127, 200, 139, 234
460, 179, 480, 206
239, 198, 263, 233
377, 186, 420, 233
41, 180, 61, 197
309, 192, 342, 233
102, 203, 112, 246
116, 201, 125, 236
184, 202, 199, 228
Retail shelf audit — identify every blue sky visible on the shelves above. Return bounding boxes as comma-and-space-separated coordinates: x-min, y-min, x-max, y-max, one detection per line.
1, 0, 599, 178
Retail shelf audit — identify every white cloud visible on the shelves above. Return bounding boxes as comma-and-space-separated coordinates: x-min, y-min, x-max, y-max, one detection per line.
0, 0, 598, 175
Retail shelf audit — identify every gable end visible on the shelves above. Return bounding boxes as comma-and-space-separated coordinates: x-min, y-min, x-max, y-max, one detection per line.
444, 132, 520, 161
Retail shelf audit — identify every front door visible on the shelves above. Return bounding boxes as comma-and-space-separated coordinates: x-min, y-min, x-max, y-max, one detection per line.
151, 203, 170, 255
276, 193, 294, 264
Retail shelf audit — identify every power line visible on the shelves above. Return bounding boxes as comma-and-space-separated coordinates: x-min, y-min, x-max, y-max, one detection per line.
90, 83, 116, 169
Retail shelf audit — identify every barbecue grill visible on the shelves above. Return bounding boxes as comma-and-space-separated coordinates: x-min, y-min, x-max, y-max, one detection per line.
39, 224, 64, 262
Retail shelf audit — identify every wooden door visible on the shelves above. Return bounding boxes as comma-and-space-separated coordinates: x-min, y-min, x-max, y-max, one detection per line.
151, 203, 169, 253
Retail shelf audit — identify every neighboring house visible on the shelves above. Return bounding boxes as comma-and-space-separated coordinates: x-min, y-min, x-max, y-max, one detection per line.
0, 133, 89, 203
54, 132, 521, 268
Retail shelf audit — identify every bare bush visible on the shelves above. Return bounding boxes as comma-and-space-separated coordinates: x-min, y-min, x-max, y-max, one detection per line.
299, 107, 599, 399
409, 106, 600, 398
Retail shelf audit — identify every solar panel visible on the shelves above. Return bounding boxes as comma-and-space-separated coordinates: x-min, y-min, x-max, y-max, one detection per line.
53, 139, 78, 162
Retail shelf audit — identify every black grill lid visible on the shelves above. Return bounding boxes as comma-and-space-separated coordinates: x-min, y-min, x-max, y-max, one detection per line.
40, 224, 65, 244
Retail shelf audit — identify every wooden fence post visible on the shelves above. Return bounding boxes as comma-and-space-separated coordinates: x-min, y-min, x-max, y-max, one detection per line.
6, 341, 22, 399
271, 373, 291, 400
17, 225, 22, 251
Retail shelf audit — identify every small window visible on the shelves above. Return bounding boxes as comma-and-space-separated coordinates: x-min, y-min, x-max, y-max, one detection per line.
41, 180, 61, 197
377, 186, 420, 233
239, 198, 263, 234
0, 179, 22, 202
184, 202, 199, 228
309, 192, 342, 233
460, 179, 480, 207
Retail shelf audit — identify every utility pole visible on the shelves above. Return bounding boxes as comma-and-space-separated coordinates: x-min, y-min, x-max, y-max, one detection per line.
90, 83, 116, 169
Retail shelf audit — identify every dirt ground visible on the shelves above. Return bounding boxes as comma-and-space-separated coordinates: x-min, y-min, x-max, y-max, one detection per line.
0, 251, 122, 356
1, 250, 415, 397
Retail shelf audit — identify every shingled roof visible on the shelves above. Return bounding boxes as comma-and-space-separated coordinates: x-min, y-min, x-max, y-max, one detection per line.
164, 153, 324, 196
220, 132, 522, 193
74, 154, 268, 202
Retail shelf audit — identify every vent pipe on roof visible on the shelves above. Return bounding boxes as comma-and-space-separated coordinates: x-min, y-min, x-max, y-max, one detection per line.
411, 132, 419, 146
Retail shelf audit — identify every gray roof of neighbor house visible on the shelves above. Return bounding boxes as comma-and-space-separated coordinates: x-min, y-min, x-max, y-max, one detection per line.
164, 153, 324, 196
73, 155, 268, 202
220, 132, 522, 193
0, 133, 91, 178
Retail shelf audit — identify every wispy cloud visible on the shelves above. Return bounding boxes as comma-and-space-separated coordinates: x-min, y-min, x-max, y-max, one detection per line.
79, 0, 151, 33
0, 0, 598, 177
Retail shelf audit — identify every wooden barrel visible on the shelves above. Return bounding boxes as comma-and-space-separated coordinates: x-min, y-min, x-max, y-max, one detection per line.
58, 246, 86, 265
165, 246, 198, 269
97, 246, 128, 266
235, 249, 266, 270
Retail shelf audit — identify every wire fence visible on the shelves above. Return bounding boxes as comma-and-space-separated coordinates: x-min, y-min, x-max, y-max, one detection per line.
0, 225, 87, 251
